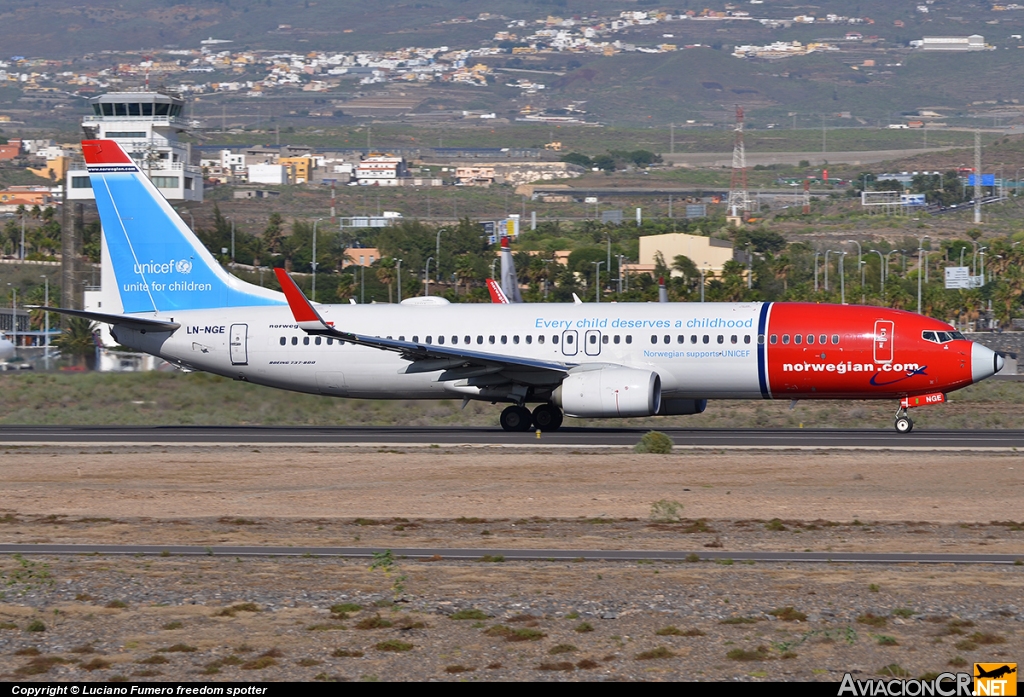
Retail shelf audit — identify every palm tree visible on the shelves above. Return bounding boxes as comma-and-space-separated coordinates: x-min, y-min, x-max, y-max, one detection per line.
53, 317, 97, 369
454, 253, 477, 295
376, 257, 396, 303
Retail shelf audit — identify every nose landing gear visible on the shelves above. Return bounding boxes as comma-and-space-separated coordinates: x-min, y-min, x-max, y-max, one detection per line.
894, 407, 914, 434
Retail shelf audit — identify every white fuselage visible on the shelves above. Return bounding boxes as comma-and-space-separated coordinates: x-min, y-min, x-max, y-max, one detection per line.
119, 302, 764, 401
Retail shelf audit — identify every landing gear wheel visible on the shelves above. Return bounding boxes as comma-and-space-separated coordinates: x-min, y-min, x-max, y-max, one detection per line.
894, 415, 914, 433
532, 403, 564, 432
500, 405, 533, 432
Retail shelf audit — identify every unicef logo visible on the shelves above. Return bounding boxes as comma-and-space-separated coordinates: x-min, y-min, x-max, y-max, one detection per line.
175, 259, 193, 274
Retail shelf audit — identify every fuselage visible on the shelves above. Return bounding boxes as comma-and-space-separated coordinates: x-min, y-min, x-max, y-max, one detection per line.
113, 300, 994, 404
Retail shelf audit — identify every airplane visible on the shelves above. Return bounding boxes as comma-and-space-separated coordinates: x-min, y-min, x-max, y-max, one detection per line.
35, 139, 1004, 433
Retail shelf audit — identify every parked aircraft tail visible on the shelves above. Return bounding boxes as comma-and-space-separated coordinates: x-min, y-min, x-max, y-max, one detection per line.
82, 139, 284, 313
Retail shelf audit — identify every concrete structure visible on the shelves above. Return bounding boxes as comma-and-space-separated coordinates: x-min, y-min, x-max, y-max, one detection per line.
633, 232, 735, 278
279, 156, 315, 184
920, 35, 986, 51
67, 91, 202, 202
341, 247, 381, 268
0, 139, 22, 160
455, 166, 497, 186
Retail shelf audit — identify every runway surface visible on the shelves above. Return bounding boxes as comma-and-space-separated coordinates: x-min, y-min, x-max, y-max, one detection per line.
0, 543, 1020, 565
3, 425, 1024, 449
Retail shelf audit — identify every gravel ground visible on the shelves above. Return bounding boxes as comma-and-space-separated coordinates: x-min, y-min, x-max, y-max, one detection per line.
0, 446, 1021, 682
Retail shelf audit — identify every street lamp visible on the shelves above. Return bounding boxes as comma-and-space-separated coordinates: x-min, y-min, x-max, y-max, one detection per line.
846, 240, 862, 288
700, 264, 708, 303
491, 258, 499, 281
396, 258, 402, 303
617, 254, 625, 295
40, 275, 49, 366
814, 251, 821, 292
435, 228, 444, 283
592, 261, 604, 303
424, 256, 433, 297
20, 210, 25, 261
311, 218, 324, 302
917, 235, 929, 316
824, 250, 833, 291
838, 252, 846, 305
869, 249, 885, 297
6, 284, 16, 358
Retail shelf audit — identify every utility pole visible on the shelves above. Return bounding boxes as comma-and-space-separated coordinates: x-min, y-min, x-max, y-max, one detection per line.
396, 259, 402, 303
593, 261, 603, 303
311, 218, 323, 302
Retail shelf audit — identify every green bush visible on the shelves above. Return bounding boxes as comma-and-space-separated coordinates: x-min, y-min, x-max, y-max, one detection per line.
634, 431, 673, 454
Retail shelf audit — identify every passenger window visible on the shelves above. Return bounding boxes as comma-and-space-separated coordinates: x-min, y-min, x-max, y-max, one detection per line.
794, 334, 802, 345
730, 335, 737, 344
303, 337, 310, 345
464, 336, 470, 344
745, 335, 751, 344
782, 334, 790, 344
651, 335, 658, 344
396, 337, 403, 342
565, 335, 573, 345
819, 334, 827, 345
489, 336, 495, 344
691, 335, 698, 344
315, 337, 322, 345
328, 338, 334, 345
625, 335, 632, 344
513, 335, 520, 344
501, 335, 508, 344
279, 337, 286, 346
450, 336, 457, 345
770, 335, 777, 344
807, 334, 815, 344
437, 336, 444, 345
426, 336, 433, 344
677, 335, 684, 344
602, 335, 608, 344
664, 335, 671, 344
831, 334, 839, 345
756, 335, 763, 344
614, 335, 620, 344
553, 335, 559, 344
538, 335, 545, 344
703, 335, 710, 344
412, 336, 419, 343
526, 335, 533, 344
717, 335, 724, 344
589, 335, 597, 344
291, 336, 298, 345
477, 336, 483, 344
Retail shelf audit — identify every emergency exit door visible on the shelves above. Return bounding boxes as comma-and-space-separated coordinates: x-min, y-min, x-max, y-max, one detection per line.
873, 320, 894, 364
230, 323, 248, 365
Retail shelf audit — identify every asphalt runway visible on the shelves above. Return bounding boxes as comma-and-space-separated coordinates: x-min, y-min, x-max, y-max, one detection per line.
3, 425, 1024, 449
0, 544, 1020, 565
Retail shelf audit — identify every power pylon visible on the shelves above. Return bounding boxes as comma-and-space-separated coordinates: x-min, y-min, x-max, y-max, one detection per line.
727, 105, 753, 218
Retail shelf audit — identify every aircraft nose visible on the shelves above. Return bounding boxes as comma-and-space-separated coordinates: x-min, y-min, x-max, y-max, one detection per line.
971, 342, 1003, 383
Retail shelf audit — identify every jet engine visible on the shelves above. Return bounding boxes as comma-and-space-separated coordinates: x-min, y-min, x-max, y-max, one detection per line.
553, 368, 661, 418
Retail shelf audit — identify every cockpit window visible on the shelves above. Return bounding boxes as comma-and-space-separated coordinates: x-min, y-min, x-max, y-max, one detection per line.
923, 330, 964, 344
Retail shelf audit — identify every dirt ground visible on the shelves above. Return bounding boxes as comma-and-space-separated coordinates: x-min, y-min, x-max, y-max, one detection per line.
0, 446, 1022, 682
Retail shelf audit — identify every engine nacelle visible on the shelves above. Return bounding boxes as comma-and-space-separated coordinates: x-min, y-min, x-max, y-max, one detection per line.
658, 398, 708, 416
553, 368, 661, 418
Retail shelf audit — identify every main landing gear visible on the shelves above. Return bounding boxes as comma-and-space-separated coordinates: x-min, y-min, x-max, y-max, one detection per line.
894, 407, 914, 434
499, 404, 564, 432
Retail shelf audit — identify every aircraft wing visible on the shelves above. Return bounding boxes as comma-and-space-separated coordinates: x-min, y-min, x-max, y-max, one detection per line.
274, 269, 573, 380
27, 306, 181, 332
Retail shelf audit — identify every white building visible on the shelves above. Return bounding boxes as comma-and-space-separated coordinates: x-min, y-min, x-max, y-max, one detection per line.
67, 90, 203, 202
920, 35, 986, 51
355, 155, 408, 185
248, 163, 289, 185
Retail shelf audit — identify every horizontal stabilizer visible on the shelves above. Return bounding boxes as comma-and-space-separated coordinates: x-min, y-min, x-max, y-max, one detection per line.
28, 306, 180, 332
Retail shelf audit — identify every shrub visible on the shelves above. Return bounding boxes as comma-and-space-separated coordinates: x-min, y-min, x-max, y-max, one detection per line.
331, 649, 364, 658
635, 431, 673, 454
857, 613, 887, 628
375, 640, 413, 652
549, 644, 577, 655
330, 603, 362, 614
650, 499, 683, 523
25, 620, 45, 632
769, 607, 807, 622
636, 646, 675, 660
574, 622, 595, 633
727, 646, 771, 661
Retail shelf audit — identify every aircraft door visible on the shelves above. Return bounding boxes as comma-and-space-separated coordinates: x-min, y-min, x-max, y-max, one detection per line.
584, 330, 602, 356
873, 320, 894, 364
230, 323, 248, 365
561, 329, 579, 356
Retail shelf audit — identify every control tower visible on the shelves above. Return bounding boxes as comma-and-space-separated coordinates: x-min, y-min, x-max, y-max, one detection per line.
67, 90, 202, 202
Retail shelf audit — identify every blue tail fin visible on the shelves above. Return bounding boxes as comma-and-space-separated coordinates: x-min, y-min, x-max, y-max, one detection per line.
83, 139, 285, 313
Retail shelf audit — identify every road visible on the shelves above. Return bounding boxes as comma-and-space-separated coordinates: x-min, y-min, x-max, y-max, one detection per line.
0, 543, 1019, 565
3, 426, 1024, 449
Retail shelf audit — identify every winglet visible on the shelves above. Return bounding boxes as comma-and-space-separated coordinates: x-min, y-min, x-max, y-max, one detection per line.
274, 268, 332, 332
486, 278, 510, 304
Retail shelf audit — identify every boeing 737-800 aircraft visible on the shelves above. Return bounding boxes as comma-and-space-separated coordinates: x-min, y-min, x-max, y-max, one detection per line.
38, 140, 1004, 433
